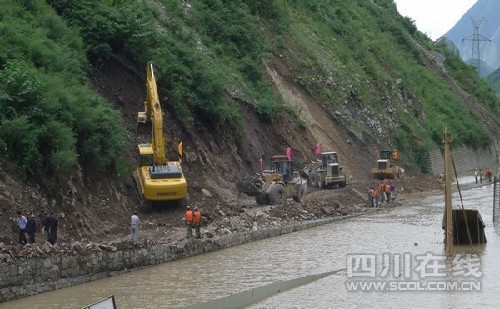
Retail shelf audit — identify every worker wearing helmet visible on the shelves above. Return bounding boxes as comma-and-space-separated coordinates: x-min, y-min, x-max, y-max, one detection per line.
378, 182, 385, 204
384, 183, 392, 204
392, 150, 398, 161
193, 207, 202, 239
185, 206, 193, 238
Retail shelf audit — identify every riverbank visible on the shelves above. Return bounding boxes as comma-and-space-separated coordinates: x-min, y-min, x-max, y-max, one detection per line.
0, 174, 443, 303
0, 207, 386, 303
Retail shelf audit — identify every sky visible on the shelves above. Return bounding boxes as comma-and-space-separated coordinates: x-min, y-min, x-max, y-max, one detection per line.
394, 0, 478, 40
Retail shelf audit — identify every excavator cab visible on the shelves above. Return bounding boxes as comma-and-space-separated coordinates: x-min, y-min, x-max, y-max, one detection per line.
137, 144, 154, 167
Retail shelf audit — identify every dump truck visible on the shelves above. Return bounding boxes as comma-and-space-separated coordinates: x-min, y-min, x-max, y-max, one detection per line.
302, 152, 347, 189
371, 149, 404, 180
236, 155, 307, 205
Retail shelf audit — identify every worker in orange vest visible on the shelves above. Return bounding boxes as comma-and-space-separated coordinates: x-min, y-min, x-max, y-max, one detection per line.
384, 183, 392, 204
485, 168, 493, 182
378, 182, 386, 204
392, 150, 398, 161
185, 206, 193, 238
369, 187, 378, 207
193, 207, 202, 239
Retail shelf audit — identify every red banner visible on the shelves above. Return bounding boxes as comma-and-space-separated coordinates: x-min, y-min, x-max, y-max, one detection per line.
286, 147, 292, 161
315, 142, 321, 155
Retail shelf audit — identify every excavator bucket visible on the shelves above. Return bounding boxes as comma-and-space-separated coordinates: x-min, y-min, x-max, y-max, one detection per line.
136, 116, 152, 143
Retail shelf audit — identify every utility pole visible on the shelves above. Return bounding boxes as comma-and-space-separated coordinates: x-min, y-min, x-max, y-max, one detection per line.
462, 17, 491, 74
443, 128, 453, 254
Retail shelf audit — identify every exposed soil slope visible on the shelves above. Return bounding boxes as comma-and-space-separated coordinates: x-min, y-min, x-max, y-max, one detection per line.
0, 55, 444, 260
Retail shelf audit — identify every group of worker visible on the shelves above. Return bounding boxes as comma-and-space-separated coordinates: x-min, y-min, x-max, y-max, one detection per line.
368, 180, 396, 207
130, 206, 204, 243
16, 211, 58, 246
475, 167, 494, 184
185, 206, 203, 239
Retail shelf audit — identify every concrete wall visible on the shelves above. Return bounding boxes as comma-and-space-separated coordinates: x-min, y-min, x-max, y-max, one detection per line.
427, 146, 498, 176
0, 211, 376, 303
186, 270, 342, 309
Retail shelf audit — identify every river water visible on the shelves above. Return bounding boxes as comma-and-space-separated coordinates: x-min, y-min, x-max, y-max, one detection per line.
2, 177, 499, 308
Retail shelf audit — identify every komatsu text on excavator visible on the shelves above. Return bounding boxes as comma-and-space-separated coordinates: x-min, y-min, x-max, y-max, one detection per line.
133, 61, 188, 211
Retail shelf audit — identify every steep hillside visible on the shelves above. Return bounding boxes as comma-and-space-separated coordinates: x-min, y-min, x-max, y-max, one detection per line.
1, 0, 500, 246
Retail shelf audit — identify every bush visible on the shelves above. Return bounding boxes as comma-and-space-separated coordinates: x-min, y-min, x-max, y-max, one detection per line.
0, 56, 126, 178
0, 116, 42, 176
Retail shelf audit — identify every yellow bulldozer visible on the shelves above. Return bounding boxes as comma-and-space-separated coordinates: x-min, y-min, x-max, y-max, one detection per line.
371, 149, 404, 180
302, 152, 347, 189
236, 155, 307, 205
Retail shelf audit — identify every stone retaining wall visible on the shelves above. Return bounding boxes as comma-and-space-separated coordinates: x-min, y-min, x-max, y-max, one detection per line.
0, 211, 376, 303
426, 146, 498, 176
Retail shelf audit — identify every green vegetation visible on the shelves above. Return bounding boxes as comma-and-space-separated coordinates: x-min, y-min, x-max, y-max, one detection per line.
1, 0, 500, 178
0, 1, 126, 178
486, 68, 500, 94
265, 0, 498, 170
46, 0, 283, 126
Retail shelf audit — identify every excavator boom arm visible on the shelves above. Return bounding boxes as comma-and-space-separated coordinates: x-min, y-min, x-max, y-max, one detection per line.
141, 61, 166, 166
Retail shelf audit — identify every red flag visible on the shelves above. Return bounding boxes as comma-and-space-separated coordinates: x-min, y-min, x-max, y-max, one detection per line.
374, 149, 378, 161
315, 142, 321, 155
286, 147, 292, 161
259, 155, 263, 172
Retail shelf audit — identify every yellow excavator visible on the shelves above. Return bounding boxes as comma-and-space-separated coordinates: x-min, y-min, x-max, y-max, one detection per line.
133, 61, 188, 211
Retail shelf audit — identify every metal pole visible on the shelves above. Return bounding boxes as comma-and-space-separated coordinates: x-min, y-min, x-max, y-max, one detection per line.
494, 176, 497, 222
444, 128, 453, 254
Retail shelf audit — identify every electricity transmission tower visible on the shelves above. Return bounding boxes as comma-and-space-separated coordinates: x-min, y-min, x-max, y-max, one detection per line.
462, 17, 491, 74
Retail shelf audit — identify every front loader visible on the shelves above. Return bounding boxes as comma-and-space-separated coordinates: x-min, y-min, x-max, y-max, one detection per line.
302, 152, 347, 189
236, 155, 307, 205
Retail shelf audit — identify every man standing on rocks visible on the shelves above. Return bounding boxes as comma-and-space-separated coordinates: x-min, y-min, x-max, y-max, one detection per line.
369, 187, 378, 207
377, 182, 385, 204
44, 212, 58, 245
185, 206, 193, 238
17, 211, 27, 245
131, 212, 139, 244
26, 213, 37, 244
193, 207, 202, 239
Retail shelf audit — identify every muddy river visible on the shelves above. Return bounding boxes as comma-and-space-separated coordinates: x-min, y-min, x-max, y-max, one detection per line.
2, 177, 498, 308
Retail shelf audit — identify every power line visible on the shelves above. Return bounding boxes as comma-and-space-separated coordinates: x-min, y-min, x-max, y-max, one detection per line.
462, 17, 491, 74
